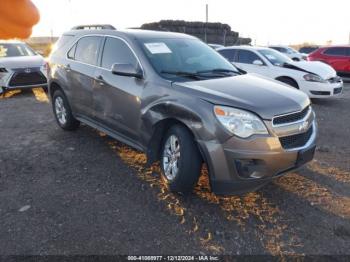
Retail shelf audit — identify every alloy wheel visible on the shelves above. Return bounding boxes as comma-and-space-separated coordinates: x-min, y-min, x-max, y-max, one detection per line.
162, 135, 181, 181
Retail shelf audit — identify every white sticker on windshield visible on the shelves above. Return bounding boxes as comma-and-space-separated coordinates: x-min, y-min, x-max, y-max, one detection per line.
144, 42, 172, 54
265, 54, 276, 60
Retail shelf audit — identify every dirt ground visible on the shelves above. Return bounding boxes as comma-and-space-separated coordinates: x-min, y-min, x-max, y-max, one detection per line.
0, 84, 349, 256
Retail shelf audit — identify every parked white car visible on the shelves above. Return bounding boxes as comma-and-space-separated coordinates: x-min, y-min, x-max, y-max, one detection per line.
269, 45, 305, 61
218, 46, 343, 98
0, 41, 48, 95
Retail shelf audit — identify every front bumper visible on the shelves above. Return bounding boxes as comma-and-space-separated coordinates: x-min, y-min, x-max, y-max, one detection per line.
198, 116, 317, 195
300, 80, 343, 98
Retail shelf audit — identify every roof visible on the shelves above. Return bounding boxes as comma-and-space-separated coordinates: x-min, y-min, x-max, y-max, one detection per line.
268, 45, 290, 48
218, 45, 270, 51
65, 28, 196, 40
318, 45, 350, 49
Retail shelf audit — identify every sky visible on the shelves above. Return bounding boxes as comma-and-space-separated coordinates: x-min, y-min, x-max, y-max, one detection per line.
31, 0, 350, 45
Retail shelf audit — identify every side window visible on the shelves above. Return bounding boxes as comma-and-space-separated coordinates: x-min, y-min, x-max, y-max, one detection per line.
347, 48, 350, 57
218, 49, 237, 62
67, 44, 76, 59
237, 50, 261, 64
101, 37, 138, 70
324, 47, 347, 56
75, 36, 101, 65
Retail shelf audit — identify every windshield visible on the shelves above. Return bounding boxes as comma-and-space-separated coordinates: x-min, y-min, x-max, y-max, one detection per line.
258, 49, 292, 66
287, 47, 298, 54
0, 43, 36, 58
138, 38, 239, 81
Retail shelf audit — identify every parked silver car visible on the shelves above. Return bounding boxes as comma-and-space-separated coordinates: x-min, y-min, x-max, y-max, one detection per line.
0, 41, 48, 94
48, 25, 317, 195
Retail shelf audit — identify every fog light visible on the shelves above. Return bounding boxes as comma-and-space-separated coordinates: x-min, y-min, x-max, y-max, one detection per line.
235, 159, 266, 179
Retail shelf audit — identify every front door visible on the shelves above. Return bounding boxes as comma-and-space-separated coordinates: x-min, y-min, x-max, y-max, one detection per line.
93, 36, 144, 143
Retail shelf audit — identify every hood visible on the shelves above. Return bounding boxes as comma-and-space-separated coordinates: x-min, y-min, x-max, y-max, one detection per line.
173, 74, 310, 120
286, 61, 336, 79
0, 55, 45, 69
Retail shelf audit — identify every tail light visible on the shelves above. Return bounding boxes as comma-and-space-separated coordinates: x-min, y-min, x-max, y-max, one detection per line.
41, 62, 49, 76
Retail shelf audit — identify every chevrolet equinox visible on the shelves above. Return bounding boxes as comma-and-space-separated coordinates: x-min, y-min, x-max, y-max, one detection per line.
48, 25, 317, 195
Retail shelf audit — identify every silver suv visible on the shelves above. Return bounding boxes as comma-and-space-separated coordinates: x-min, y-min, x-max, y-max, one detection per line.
48, 25, 317, 195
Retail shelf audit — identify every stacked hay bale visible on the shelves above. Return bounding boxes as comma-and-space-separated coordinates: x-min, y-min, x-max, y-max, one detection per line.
140, 20, 251, 46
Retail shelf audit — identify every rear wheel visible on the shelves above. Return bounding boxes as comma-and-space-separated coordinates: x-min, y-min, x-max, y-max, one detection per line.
52, 90, 80, 130
160, 125, 202, 194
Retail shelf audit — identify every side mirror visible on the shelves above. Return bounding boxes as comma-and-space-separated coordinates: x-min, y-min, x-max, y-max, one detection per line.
252, 60, 264, 66
111, 63, 143, 79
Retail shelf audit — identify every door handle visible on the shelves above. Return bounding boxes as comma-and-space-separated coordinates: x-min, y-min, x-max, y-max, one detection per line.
64, 64, 71, 72
95, 75, 105, 86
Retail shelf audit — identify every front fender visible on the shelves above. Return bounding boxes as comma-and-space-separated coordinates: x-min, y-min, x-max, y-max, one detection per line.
141, 98, 220, 143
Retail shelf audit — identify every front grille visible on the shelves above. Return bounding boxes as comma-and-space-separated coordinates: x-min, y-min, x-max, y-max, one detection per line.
9, 69, 47, 87
310, 91, 331, 96
273, 106, 310, 125
279, 126, 313, 149
334, 87, 342, 94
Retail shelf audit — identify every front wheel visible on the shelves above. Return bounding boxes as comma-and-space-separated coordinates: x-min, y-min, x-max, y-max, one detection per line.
160, 125, 202, 194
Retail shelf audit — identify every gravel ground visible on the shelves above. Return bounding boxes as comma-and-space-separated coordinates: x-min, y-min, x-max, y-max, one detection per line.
0, 84, 349, 256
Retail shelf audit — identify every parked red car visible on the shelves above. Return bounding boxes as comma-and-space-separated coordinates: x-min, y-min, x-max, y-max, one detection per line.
308, 46, 350, 78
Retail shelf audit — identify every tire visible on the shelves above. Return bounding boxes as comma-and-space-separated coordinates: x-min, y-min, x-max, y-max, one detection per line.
160, 125, 202, 194
52, 89, 80, 131
277, 77, 299, 89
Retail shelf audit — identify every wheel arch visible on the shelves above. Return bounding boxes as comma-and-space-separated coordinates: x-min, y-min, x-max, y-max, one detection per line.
275, 75, 299, 89
143, 102, 211, 165
49, 81, 64, 99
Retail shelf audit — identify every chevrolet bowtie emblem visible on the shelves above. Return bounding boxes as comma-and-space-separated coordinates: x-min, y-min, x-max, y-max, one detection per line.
299, 121, 309, 132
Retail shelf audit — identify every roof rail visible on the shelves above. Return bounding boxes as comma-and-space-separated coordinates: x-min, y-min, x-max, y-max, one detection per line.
71, 24, 116, 30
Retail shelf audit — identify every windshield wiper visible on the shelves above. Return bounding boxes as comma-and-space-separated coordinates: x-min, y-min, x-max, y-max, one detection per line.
197, 68, 238, 74
160, 70, 202, 80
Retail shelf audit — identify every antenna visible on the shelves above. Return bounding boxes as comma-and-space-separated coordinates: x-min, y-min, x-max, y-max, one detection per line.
206, 4, 209, 23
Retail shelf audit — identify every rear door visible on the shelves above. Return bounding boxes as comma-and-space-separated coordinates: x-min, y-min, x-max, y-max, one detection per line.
93, 36, 144, 143
66, 36, 103, 118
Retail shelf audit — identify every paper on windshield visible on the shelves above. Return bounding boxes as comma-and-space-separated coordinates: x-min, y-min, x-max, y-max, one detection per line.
144, 42, 172, 54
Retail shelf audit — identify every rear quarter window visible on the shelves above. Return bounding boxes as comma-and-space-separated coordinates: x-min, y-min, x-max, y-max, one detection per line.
218, 49, 237, 62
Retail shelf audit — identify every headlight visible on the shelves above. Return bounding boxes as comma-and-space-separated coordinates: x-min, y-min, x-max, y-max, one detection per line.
214, 106, 268, 138
0, 68, 8, 80
303, 73, 326, 83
